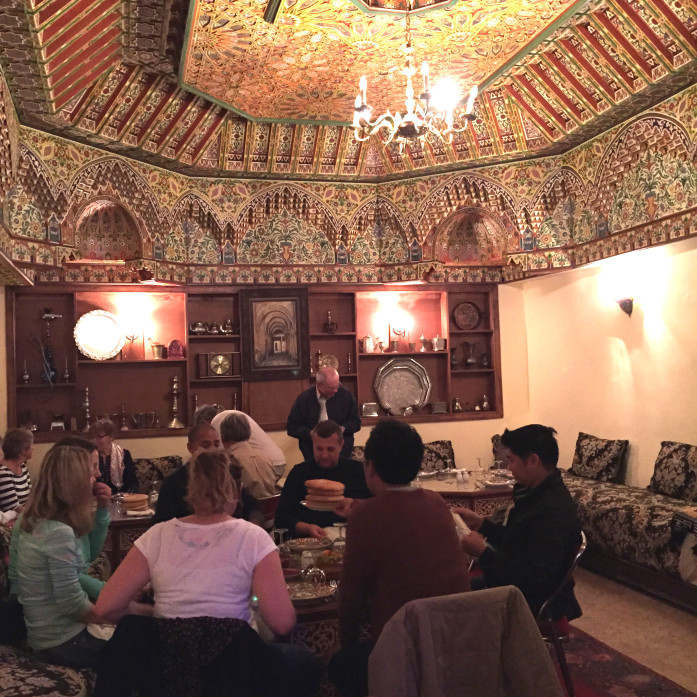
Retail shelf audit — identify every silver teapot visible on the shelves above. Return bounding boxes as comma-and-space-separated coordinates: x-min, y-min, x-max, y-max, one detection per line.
189, 322, 207, 334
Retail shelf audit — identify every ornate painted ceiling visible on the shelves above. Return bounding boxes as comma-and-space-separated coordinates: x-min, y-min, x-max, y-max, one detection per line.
0, 0, 694, 180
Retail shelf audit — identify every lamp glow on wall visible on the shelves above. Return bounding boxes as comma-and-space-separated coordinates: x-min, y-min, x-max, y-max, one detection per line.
113, 293, 157, 359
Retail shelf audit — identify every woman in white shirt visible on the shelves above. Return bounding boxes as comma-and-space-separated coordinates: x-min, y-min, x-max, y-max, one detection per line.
95, 449, 319, 696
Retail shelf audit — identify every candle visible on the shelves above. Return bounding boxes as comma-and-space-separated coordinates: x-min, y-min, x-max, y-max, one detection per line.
359, 76, 367, 106
421, 61, 429, 93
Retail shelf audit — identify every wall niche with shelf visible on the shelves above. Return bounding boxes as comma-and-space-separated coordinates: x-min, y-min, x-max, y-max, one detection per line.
6, 284, 502, 442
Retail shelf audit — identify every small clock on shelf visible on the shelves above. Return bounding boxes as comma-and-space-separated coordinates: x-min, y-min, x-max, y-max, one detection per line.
197, 352, 235, 378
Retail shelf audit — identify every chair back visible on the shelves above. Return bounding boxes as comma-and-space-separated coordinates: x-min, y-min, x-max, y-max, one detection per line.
368, 586, 563, 697
536, 530, 587, 626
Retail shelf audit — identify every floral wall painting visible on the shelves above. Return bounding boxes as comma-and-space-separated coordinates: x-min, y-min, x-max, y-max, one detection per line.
4, 185, 46, 240
237, 210, 335, 265
239, 287, 310, 381
74, 200, 142, 260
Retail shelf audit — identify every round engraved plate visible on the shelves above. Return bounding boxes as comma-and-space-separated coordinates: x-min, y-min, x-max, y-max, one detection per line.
74, 310, 125, 360
453, 302, 481, 330
374, 358, 431, 416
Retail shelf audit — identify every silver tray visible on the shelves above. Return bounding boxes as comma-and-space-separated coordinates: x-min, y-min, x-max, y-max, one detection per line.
374, 358, 431, 416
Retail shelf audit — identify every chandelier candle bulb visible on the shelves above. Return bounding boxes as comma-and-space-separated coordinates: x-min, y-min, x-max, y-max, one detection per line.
360, 75, 367, 105
421, 61, 429, 92
466, 85, 478, 115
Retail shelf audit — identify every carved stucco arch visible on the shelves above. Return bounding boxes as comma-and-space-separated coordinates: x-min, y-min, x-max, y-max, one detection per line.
591, 114, 692, 212
65, 159, 167, 252
530, 166, 586, 217
171, 192, 227, 242
418, 174, 518, 256
346, 197, 408, 249
233, 184, 339, 247
17, 144, 70, 221
432, 206, 509, 265
73, 197, 143, 261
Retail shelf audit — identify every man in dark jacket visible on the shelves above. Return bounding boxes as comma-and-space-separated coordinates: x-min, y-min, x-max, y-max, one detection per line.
275, 420, 370, 539
153, 423, 262, 525
286, 366, 361, 461
456, 424, 582, 620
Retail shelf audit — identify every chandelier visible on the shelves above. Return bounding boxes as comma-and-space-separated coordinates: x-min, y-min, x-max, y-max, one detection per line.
351, 0, 477, 151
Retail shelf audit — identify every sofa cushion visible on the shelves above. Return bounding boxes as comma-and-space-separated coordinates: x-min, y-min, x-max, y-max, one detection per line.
351, 439, 454, 473
648, 441, 697, 501
132, 455, 184, 494
0, 644, 95, 696
561, 472, 684, 579
569, 432, 628, 483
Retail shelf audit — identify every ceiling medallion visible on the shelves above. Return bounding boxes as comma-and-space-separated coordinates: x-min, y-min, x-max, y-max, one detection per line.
351, 0, 477, 152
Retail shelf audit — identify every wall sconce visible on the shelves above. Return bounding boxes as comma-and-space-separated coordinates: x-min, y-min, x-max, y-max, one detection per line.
617, 297, 634, 317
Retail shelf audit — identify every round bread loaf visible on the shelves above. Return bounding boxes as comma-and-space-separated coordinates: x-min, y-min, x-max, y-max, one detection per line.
305, 479, 345, 494
306, 493, 345, 503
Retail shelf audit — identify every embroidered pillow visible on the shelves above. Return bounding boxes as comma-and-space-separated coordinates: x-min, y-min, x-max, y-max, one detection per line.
648, 441, 697, 501
569, 432, 628, 482
352, 440, 454, 473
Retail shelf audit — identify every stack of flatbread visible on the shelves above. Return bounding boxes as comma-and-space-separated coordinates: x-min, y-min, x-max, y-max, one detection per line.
122, 493, 149, 512
305, 479, 345, 506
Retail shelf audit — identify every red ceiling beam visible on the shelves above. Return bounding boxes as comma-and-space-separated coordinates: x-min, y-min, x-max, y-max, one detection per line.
558, 38, 619, 102
527, 63, 587, 122
648, 0, 697, 52
591, 10, 656, 77
513, 75, 573, 132
543, 50, 602, 112
574, 23, 640, 89
503, 84, 556, 139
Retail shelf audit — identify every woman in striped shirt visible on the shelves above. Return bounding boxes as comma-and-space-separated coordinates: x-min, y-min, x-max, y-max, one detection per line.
0, 428, 34, 517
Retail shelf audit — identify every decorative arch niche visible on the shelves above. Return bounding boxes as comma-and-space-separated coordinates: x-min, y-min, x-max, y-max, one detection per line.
433, 208, 507, 265
74, 200, 142, 261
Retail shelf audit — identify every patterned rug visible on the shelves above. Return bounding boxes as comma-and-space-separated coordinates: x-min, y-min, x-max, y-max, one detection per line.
564, 627, 696, 697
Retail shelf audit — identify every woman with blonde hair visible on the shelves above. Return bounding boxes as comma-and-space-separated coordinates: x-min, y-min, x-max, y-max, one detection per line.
9, 445, 110, 668
95, 449, 320, 697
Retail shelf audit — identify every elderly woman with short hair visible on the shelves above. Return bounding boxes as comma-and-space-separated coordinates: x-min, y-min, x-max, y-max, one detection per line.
90, 417, 138, 494
0, 428, 34, 519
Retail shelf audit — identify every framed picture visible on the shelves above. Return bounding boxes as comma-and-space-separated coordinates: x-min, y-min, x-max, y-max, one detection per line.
239, 287, 310, 381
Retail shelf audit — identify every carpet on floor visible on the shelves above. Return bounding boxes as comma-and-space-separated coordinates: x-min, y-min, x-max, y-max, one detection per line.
560, 626, 696, 697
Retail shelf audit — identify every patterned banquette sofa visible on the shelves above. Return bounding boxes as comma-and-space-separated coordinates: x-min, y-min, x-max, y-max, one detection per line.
561, 433, 697, 611
0, 524, 109, 697
351, 439, 455, 473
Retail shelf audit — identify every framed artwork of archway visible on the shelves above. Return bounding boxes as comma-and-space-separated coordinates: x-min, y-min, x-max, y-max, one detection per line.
240, 287, 310, 381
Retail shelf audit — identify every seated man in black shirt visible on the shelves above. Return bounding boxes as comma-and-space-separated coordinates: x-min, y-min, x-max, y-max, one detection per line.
275, 420, 371, 539
456, 424, 582, 621
154, 423, 262, 525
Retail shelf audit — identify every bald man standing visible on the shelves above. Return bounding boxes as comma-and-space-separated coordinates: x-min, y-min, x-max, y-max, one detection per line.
287, 366, 361, 462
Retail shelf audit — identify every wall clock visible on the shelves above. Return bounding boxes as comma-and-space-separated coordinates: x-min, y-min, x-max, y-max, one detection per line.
197, 352, 234, 378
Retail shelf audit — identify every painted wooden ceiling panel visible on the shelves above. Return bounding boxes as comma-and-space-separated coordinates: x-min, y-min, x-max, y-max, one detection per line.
0, 0, 693, 178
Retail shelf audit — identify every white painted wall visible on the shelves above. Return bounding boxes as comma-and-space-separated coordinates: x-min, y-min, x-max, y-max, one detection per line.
17, 237, 697, 486
520, 236, 697, 486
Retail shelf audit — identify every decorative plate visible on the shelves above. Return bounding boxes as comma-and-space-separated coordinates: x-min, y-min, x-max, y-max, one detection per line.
287, 582, 336, 606
74, 310, 125, 360
286, 537, 333, 552
318, 354, 339, 370
374, 358, 431, 416
483, 479, 515, 489
453, 302, 481, 330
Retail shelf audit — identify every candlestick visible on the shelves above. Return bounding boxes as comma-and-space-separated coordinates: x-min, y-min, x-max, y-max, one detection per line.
63, 357, 70, 383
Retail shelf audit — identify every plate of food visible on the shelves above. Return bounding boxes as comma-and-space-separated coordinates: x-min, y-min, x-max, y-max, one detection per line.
483, 478, 515, 489
287, 582, 336, 606
285, 537, 333, 552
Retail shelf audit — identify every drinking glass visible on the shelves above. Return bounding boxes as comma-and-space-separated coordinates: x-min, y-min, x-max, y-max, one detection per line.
302, 566, 326, 587
332, 522, 347, 552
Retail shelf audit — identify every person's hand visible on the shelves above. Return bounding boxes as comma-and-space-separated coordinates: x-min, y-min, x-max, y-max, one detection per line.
451, 507, 484, 531
295, 522, 326, 540
332, 498, 354, 518
93, 481, 112, 509
460, 531, 487, 556
127, 601, 154, 617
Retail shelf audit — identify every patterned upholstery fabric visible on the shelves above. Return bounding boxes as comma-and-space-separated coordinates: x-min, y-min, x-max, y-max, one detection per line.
133, 455, 184, 494
561, 471, 685, 579
569, 432, 629, 483
0, 644, 95, 696
648, 441, 697, 502
351, 440, 455, 473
